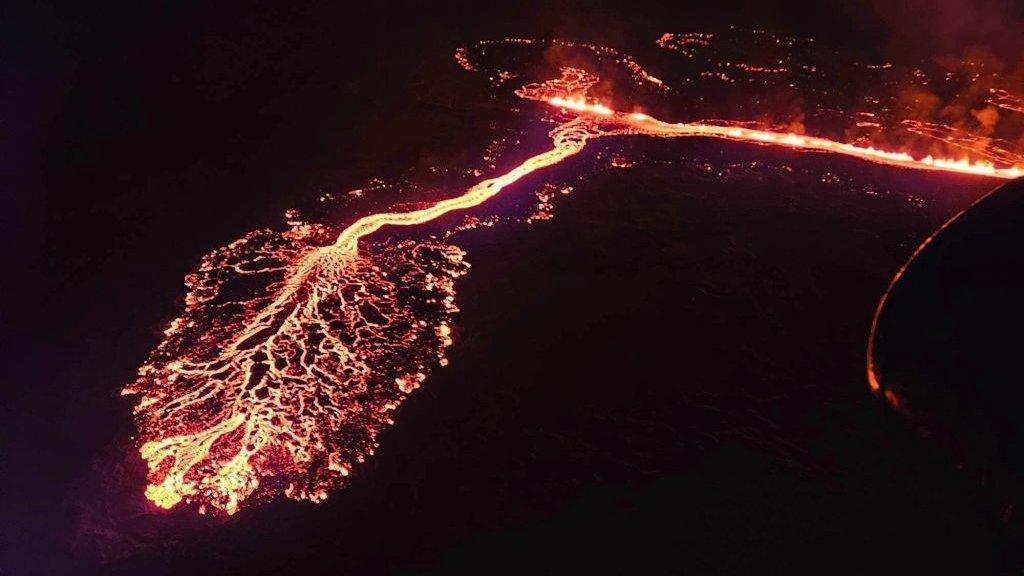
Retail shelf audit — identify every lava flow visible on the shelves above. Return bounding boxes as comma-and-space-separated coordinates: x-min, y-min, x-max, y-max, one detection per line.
521, 71, 1024, 179
125, 114, 598, 515
126, 43, 1024, 516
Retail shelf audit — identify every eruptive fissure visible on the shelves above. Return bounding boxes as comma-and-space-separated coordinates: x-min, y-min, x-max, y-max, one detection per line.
125, 37, 1024, 515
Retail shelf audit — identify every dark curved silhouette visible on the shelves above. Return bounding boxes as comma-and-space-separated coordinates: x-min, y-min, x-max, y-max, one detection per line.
869, 177, 1024, 480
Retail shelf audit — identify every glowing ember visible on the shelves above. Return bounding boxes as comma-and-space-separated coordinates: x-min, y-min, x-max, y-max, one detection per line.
125, 35, 1024, 516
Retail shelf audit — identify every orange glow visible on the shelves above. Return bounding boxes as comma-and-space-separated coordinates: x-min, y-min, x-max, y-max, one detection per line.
548, 96, 614, 116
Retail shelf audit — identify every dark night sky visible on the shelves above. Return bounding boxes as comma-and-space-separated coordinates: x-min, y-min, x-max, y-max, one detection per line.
4, 1, 1024, 574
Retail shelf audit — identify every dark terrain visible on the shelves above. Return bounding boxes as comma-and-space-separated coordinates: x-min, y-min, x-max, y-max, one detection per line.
4, 1, 1021, 573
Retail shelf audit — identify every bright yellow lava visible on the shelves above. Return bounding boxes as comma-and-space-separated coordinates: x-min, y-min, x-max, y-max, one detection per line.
333, 121, 593, 254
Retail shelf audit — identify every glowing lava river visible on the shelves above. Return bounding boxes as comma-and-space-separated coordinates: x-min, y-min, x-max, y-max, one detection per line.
124, 36, 1024, 515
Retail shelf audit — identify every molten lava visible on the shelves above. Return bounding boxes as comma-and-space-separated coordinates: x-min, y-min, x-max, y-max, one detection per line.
125, 36, 1024, 516
125, 114, 598, 515
530, 73, 1023, 179
620, 108, 1023, 179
